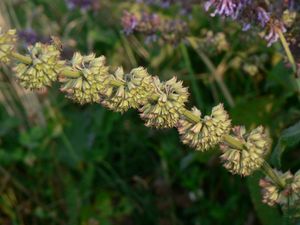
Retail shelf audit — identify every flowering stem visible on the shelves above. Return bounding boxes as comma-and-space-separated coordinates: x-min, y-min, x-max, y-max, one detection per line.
261, 161, 285, 189
8, 47, 289, 194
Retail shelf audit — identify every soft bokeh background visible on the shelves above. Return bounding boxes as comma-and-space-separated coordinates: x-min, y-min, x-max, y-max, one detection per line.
0, 0, 299, 224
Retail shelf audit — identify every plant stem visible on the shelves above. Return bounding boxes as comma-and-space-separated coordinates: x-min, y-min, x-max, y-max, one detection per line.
223, 134, 244, 149
182, 108, 200, 123
187, 37, 235, 107
60, 68, 81, 78
180, 43, 204, 109
277, 30, 297, 73
11, 52, 32, 64
261, 161, 285, 189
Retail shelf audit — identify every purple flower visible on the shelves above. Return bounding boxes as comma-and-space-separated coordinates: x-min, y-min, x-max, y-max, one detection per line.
18, 29, 38, 45
204, 0, 238, 18
65, 0, 94, 11
121, 11, 138, 35
256, 7, 270, 27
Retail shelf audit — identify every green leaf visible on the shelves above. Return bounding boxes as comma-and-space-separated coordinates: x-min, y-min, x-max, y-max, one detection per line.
271, 121, 300, 168
247, 172, 283, 225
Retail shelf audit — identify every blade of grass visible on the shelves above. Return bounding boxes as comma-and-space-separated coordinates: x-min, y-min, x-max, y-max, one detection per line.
180, 43, 204, 109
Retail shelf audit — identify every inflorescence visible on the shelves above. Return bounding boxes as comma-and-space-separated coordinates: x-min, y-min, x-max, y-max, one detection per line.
0, 27, 299, 212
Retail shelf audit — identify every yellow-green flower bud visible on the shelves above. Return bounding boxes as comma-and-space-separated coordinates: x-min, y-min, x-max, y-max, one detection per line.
15, 42, 64, 89
177, 104, 231, 151
139, 76, 189, 128
101, 67, 155, 113
221, 126, 270, 176
0, 28, 17, 63
60, 52, 111, 104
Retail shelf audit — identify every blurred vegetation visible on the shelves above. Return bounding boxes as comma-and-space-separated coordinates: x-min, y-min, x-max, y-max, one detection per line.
0, 0, 299, 224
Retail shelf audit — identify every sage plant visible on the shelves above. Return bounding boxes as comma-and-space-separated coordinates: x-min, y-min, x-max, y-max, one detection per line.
1, 27, 300, 219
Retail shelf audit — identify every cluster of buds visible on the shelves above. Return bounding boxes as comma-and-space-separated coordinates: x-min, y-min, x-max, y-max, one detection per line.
259, 170, 300, 208
177, 104, 231, 151
121, 11, 188, 45
60, 53, 111, 104
140, 77, 189, 128
102, 67, 155, 113
220, 126, 270, 176
15, 42, 64, 89
0, 28, 17, 64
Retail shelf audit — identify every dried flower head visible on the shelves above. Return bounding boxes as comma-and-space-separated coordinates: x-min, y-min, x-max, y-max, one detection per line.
139, 76, 189, 128
60, 52, 111, 104
259, 170, 300, 207
15, 42, 64, 89
0, 28, 17, 63
177, 104, 231, 151
101, 67, 155, 113
220, 126, 270, 176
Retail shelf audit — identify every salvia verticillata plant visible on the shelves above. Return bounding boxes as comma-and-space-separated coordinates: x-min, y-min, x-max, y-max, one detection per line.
1, 27, 300, 219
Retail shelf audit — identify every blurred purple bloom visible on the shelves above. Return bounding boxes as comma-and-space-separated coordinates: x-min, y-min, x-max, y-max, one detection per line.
18, 29, 38, 45
257, 7, 270, 27
121, 11, 138, 34
204, 0, 238, 18
242, 23, 251, 31
66, 0, 95, 10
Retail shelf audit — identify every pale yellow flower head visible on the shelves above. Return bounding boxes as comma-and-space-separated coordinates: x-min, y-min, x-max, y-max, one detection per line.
0, 28, 17, 64
101, 67, 155, 113
177, 104, 231, 151
220, 126, 270, 176
139, 76, 189, 128
260, 170, 300, 207
15, 42, 64, 89
60, 52, 111, 104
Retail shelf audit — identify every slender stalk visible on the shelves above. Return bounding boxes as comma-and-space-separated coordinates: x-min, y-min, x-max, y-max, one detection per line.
223, 134, 244, 149
180, 43, 204, 109
60, 68, 81, 78
277, 30, 297, 73
187, 37, 235, 107
261, 161, 285, 189
182, 108, 200, 123
10, 52, 32, 64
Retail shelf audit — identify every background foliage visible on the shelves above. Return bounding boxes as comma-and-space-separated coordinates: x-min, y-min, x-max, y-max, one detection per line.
0, 0, 299, 224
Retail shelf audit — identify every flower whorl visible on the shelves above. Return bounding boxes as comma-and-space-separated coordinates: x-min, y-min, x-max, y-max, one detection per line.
0, 28, 17, 64
101, 67, 155, 113
259, 170, 300, 207
177, 104, 231, 151
60, 53, 111, 104
139, 76, 188, 128
15, 42, 64, 89
220, 126, 270, 176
